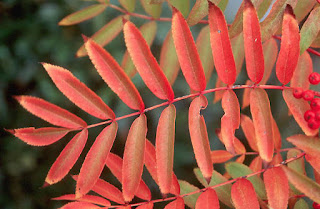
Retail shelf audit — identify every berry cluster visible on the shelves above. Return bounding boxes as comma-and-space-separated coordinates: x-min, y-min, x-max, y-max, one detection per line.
293, 72, 320, 130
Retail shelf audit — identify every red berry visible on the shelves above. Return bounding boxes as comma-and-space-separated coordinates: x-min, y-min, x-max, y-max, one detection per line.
315, 110, 320, 121
293, 88, 304, 99
311, 98, 320, 110
309, 72, 320, 85
303, 90, 315, 101
308, 118, 320, 130
313, 202, 320, 209
304, 110, 315, 122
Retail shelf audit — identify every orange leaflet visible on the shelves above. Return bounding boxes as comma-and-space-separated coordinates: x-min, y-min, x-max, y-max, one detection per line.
52, 194, 110, 207
231, 178, 260, 209
188, 95, 213, 183
264, 167, 289, 209
250, 88, 274, 163
195, 188, 220, 209
15, 96, 86, 129
46, 129, 88, 184
305, 154, 320, 175
249, 156, 262, 173
122, 114, 148, 202
73, 175, 125, 204
287, 134, 320, 157
10, 127, 69, 146
221, 90, 240, 154
85, 38, 145, 111
210, 150, 234, 164
145, 139, 180, 195
136, 202, 153, 209
208, 2, 236, 85
171, 8, 206, 92
272, 115, 282, 150
123, 21, 174, 101
59, 202, 100, 209
290, 51, 312, 89
276, 5, 300, 85
106, 153, 151, 201
43, 63, 115, 120
76, 122, 118, 198
164, 197, 185, 209
156, 104, 176, 195
243, 0, 264, 84
240, 114, 258, 152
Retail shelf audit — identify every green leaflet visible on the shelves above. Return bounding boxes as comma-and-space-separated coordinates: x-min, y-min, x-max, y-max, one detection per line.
225, 162, 267, 199
140, 0, 162, 19
287, 149, 305, 195
294, 199, 309, 209
119, 0, 136, 12
168, 0, 190, 18
178, 180, 200, 209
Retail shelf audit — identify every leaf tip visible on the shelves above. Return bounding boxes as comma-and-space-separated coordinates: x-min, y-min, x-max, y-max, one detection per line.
81, 34, 89, 43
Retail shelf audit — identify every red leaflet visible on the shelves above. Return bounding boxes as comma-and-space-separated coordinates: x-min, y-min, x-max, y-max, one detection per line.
208, 2, 236, 85
10, 127, 69, 146
291, 51, 313, 89
15, 96, 86, 129
52, 194, 110, 207
106, 153, 151, 201
122, 114, 147, 202
145, 139, 180, 195
231, 178, 260, 209
46, 129, 88, 184
287, 134, 320, 157
156, 104, 176, 195
195, 188, 219, 209
243, 0, 264, 84
123, 21, 174, 101
306, 154, 320, 174
276, 5, 300, 85
264, 167, 289, 209
164, 197, 185, 209
188, 95, 213, 183
43, 63, 115, 120
136, 202, 154, 209
59, 202, 100, 209
250, 88, 274, 163
73, 176, 125, 204
210, 150, 234, 164
171, 8, 206, 92
272, 116, 282, 150
76, 122, 118, 198
240, 114, 258, 152
249, 156, 262, 173
221, 90, 240, 154
85, 38, 145, 111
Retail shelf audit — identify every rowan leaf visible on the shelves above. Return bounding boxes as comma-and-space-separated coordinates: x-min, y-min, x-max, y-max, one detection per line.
300, 6, 320, 54
250, 88, 274, 163
231, 33, 245, 76
221, 90, 240, 154
264, 167, 289, 209
271, 152, 283, 166
276, 5, 300, 85
136, 202, 153, 209
282, 166, 320, 204
225, 162, 267, 199
294, 199, 309, 209
59, 202, 100, 209
249, 156, 262, 173
243, 0, 264, 84
122, 21, 158, 78
46, 129, 88, 184
140, 0, 162, 18
283, 89, 318, 136
15, 96, 86, 129
76, 122, 117, 198
196, 26, 214, 82
208, 2, 236, 85
76, 15, 124, 57
272, 115, 282, 150
164, 197, 184, 209
294, 0, 316, 22
210, 150, 233, 164
119, 0, 136, 12
240, 114, 258, 151
172, 8, 206, 92
287, 149, 305, 195
306, 154, 320, 179
73, 176, 125, 204
231, 178, 260, 209
287, 135, 320, 157
168, 0, 189, 18
124, 21, 174, 101
105, 153, 151, 201
213, 78, 227, 103
178, 180, 200, 208
256, 0, 273, 19
85, 38, 145, 111
194, 188, 219, 209
187, 0, 208, 26
311, 32, 320, 48
52, 194, 110, 206
59, 4, 107, 26
291, 51, 313, 89
160, 31, 180, 85
43, 63, 115, 120
156, 104, 176, 195
188, 95, 213, 183
122, 114, 147, 202
10, 127, 69, 146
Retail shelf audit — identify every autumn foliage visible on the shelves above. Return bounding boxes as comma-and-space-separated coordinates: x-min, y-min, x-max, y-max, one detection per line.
8, 0, 320, 208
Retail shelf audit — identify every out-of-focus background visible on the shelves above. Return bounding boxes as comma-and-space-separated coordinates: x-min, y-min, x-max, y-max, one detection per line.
1, 0, 320, 208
